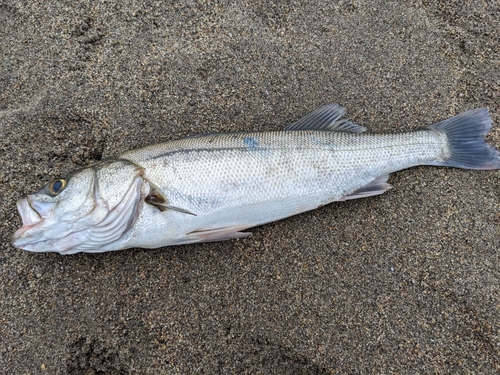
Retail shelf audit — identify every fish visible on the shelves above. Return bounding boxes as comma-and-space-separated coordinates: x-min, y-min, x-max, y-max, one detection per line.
11, 103, 500, 254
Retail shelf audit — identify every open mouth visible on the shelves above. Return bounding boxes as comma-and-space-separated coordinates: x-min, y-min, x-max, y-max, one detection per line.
13, 198, 43, 239
12, 197, 56, 242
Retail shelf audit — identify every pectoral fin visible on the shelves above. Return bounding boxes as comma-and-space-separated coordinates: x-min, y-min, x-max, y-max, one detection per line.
145, 184, 197, 216
187, 226, 252, 242
155, 203, 197, 216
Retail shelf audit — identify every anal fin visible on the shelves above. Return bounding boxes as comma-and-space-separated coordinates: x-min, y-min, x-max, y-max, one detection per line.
340, 174, 392, 201
187, 225, 252, 243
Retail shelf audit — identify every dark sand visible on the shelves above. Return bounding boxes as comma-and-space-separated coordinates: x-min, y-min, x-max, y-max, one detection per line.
1, 1, 499, 373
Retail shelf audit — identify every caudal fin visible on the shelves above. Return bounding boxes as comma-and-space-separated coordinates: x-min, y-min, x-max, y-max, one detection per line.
429, 108, 500, 170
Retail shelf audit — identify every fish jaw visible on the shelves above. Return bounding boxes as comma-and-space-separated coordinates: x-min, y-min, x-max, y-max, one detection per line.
12, 197, 53, 239
12, 197, 56, 250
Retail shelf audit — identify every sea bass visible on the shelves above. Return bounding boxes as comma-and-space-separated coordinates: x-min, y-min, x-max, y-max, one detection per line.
12, 104, 500, 254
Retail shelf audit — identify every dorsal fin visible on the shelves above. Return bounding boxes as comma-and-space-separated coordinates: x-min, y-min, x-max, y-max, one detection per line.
284, 103, 366, 133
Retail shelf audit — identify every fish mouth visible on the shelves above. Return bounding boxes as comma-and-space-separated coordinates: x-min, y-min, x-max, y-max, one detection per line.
12, 197, 47, 240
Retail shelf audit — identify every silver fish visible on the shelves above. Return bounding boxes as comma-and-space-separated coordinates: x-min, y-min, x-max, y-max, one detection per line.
12, 104, 500, 254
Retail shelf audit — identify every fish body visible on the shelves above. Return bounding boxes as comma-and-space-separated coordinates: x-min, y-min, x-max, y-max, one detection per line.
12, 104, 500, 254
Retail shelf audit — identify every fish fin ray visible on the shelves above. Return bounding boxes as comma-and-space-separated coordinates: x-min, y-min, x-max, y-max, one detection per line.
284, 103, 366, 133
340, 174, 392, 201
187, 226, 252, 242
161, 204, 197, 216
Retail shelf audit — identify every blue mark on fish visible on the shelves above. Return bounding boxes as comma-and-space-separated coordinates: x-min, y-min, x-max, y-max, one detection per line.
243, 137, 259, 148
311, 135, 333, 147
243, 136, 273, 158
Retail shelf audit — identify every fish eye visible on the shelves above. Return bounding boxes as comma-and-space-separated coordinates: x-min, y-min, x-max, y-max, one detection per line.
48, 179, 67, 195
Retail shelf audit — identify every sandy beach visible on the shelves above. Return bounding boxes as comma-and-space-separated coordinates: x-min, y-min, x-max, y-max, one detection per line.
1, 0, 499, 373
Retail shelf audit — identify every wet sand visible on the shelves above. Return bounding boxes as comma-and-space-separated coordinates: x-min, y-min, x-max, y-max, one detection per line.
1, 1, 499, 373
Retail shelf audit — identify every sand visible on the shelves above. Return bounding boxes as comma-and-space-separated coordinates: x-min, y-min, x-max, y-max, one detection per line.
1, 0, 499, 373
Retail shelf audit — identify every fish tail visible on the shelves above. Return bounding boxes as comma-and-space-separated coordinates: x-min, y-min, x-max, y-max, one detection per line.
428, 108, 500, 170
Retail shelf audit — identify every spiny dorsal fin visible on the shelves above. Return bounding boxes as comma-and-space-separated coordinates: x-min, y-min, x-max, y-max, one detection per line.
284, 103, 366, 133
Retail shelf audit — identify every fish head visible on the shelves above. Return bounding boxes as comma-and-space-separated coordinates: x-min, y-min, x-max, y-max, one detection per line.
12, 159, 145, 254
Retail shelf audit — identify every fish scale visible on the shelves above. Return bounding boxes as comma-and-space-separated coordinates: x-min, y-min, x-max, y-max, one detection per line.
120, 130, 445, 211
